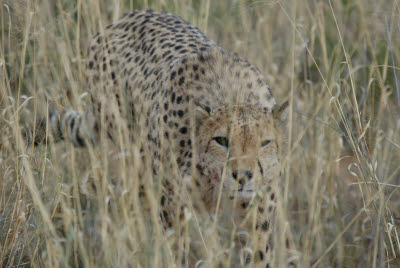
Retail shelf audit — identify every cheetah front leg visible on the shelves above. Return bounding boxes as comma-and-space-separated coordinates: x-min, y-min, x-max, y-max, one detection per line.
236, 194, 275, 267
159, 191, 193, 266
254, 191, 276, 268
251, 214, 273, 268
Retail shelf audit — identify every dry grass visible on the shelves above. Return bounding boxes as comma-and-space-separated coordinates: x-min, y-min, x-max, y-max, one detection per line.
1, 0, 400, 267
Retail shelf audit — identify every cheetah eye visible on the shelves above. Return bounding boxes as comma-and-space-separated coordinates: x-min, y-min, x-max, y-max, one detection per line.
213, 136, 229, 148
261, 140, 272, 147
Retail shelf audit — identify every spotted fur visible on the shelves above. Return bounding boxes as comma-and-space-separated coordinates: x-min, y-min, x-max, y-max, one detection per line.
41, 9, 289, 267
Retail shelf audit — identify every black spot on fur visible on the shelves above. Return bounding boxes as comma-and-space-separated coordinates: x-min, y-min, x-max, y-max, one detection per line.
261, 220, 269, 231
245, 253, 251, 264
170, 71, 176, 80
179, 127, 187, 134
257, 250, 264, 261
162, 210, 169, 221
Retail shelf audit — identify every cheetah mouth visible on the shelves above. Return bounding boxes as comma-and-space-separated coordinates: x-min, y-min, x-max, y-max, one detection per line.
229, 190, 256, 200
196, 164, 222, 183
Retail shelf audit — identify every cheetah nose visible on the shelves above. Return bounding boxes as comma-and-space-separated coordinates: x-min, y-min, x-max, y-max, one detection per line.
232, 170, 253, 181
238, 178, 245, 186
245, 170, 253, 180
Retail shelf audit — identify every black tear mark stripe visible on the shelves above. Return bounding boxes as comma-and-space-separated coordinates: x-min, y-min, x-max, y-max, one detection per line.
205, 139, 212, 154
258, 160, 264, 176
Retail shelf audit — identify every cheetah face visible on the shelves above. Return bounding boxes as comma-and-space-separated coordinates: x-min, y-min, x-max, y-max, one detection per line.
195, 103, 288, 200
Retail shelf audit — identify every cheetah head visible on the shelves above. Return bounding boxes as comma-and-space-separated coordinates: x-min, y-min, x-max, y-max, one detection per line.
195, 102, 288, 200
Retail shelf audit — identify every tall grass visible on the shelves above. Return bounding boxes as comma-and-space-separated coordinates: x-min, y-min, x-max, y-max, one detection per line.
1, 0, 399, 267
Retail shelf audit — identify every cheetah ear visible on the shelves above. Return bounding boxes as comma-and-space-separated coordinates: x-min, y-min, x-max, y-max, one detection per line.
273, 100, 289, 125
195, 105, 210, 123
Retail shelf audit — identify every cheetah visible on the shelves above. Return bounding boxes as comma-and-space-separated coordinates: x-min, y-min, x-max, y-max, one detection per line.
31, 9, 289, 267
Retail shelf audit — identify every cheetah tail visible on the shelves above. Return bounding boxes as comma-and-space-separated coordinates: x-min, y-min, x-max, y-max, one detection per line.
23, 110, 97, 147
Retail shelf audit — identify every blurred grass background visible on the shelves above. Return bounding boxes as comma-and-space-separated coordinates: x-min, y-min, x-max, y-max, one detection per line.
1, 0, 400, 267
